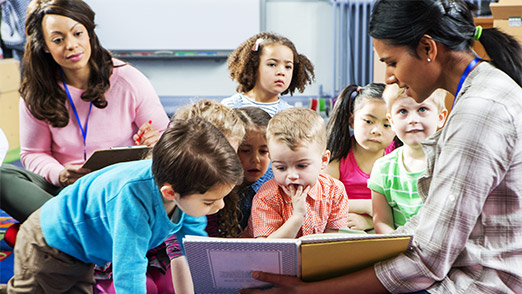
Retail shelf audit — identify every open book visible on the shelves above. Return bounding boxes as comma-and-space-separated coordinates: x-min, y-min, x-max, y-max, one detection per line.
82, 145, 151, 171
183, 233, 412, 294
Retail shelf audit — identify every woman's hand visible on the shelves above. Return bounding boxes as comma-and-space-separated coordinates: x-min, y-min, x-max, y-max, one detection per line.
239, 272, 309, 294
59, 164, 91, 187
347, 213, 373, 231
133, 121, 160, 146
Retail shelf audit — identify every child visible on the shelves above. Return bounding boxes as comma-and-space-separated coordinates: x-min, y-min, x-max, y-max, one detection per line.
222, 32, 315, 116
94, 99, 246, 294
5, 117, 243, 293
369, 86, 448, 234
234, 107, 273, 231
324, 83, 396, 231
248, 107, 349, 238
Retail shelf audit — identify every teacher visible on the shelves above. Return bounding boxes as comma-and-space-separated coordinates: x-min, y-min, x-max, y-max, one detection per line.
241, 0, 522, 293
0, 0, 169, 222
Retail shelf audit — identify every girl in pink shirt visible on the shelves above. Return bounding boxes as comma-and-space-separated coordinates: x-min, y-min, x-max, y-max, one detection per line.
324, 83, 397, 231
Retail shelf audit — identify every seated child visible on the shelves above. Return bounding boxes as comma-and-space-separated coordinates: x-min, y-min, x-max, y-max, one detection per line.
222, 32, 315, 116
234, 107, 273, 231
248, 107, 349, 238
369, 86, 448, 234
5, 118, 243, 293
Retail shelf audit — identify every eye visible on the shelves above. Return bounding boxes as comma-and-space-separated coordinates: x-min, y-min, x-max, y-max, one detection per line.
364, 119, 373, 124
297, 163, 309, 169
418, 107, 428, 113
204, 202, 215, 206
398, 109, 408, 115
259, 149, 269, 155
52, 37, 63, 44
285, 64, 293, 70
384, 123, 392, 128
267, 62, 276, 67
74, 31, 84, 37
275, 166, 287, 171
387, 62, 396, 67
238, 148, 251, 154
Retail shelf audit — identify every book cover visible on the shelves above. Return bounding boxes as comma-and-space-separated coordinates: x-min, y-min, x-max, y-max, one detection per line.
183, 234, 412, 294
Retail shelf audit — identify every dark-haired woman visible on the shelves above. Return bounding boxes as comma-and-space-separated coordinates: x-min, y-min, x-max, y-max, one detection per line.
0, 0, 169, 222
241, 0, 522, 293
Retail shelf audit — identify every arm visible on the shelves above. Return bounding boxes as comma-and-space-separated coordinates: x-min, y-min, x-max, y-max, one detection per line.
346, 199, 374, 231
371, 190, 394, 234
348, 199, 372, 215
170, 256, 195, 294
266, 185, 310, 239
323, 159, 340, 179
239, 266, 388, 294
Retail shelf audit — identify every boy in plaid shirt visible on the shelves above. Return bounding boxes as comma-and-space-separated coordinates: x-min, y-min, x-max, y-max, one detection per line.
247, 108, 349, 238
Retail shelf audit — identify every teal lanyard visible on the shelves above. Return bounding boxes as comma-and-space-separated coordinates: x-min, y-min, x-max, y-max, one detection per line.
60, 68, 93, 161
453, 57, 481, 109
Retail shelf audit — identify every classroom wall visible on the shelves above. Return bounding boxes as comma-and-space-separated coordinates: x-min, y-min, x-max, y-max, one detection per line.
127, 0, 333, 106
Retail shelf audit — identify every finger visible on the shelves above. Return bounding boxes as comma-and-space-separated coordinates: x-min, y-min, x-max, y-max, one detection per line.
281, 185, 292, 196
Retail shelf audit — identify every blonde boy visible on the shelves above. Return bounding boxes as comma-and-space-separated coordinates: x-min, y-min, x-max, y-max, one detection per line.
248, 108, 349, 238
369, 85, 448, 234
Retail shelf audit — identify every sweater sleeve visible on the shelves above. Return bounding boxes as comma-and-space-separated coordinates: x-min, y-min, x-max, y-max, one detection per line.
19, 99, 65, 186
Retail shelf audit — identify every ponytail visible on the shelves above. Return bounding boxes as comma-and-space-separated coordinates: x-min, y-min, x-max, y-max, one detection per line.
479, 28, 522, 86
327, 85, 359, 162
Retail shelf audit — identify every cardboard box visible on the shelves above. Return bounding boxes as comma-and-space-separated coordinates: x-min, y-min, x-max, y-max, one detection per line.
0, 59, 21, 151
490, 0, 522, 43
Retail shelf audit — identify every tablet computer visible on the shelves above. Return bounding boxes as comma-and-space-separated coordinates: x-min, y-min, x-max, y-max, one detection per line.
82, 145, 152, 171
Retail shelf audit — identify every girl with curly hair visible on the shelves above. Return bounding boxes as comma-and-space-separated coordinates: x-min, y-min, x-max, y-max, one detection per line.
221, 32, 315, 116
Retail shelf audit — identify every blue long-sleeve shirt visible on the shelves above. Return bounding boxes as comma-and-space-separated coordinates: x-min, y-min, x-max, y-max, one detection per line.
40, 159, 206, 293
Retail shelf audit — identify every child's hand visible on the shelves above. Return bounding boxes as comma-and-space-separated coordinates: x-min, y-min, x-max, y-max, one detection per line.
283, 185, 310, 218
347, 213, 373, 231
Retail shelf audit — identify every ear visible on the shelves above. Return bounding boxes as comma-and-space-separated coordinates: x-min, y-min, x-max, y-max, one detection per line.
437, 108, 449, 129
417, 35, 438, 63
320, 150, 331, 170
349, 114, 355, 129
160, 184, 179, 201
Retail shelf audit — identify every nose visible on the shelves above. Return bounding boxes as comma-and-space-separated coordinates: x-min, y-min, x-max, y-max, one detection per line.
251, 153, 261, 164
214, 198, 225, 211
371, 125, 381, 135
276, 64, 286, 76
385, 67, 397, 84
65, 36, 78, 50
287, 168, 299, 181
408, 112, 420, 124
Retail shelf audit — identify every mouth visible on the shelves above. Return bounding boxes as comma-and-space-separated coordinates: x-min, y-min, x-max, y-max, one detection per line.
368, 139, 381, 143
275, 79, 285, 86
407, 129, 423, 133
66, 53, 83, 61
247, 168, 261, 174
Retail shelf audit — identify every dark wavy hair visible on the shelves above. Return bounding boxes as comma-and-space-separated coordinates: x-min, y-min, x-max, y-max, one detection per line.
152, 117, 243, 197
21, 0, 117, 127
227, 32, 315, 96
369, 0, 522, 86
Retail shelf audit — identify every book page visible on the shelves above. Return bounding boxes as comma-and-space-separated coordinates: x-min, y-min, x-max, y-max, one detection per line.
208, 250, 283, 289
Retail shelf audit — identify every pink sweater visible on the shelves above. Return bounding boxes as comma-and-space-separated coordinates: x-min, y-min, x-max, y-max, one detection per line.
19, 60, 169, 186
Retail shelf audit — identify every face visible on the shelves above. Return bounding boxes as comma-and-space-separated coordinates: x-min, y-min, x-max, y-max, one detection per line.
268, 140, 329, 190
238, 129, 270, 184
388, 97, 446, 146
42, 14, 91, 75
352, 100, 395, 153
169, 183, 235, 217
373, 39, 437, 103
254, 44, 294, 97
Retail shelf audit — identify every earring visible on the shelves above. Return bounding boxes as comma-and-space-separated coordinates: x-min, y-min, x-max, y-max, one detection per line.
427, 58, 432, 62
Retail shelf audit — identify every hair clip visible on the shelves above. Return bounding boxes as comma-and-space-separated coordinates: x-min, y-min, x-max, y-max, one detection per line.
252, 38, 263, 51
356, 86, 362, 92
473, 25, 483, 41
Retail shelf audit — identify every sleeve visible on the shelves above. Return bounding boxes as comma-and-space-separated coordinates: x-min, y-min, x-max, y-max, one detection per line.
110, 191, 151, 294
325, 180, 350, 229
19, 99, 64, 186
249, 184, 287, 238
164, 234, 184, 260
374, 97, 516, 293
367, 155, 387, 195
175, 214, 208, 254
125, 65, 169, 133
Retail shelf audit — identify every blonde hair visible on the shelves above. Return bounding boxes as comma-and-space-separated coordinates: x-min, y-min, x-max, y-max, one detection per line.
267, 107, 326, 151
173, 100, 246, 145
383, 84, 447, 112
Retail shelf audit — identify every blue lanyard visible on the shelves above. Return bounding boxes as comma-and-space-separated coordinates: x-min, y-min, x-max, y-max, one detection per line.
60, 68, 93, 161
453, 57, 481, 108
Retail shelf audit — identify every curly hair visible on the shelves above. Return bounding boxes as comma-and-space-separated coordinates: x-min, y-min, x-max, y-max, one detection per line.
21, 0, 117, 127
227, 32, 315, 96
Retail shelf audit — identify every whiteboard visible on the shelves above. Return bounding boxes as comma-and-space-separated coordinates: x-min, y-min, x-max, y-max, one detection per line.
84, 0, 260, 52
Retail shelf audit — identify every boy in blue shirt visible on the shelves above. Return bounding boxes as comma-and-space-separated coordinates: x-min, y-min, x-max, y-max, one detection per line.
4, 117, 243, 293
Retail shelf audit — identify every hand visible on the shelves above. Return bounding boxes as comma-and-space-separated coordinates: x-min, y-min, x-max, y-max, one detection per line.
239, 272, 308, 294
133, 121, 160, 146
282, 185, 310, 218
346, 213, 373, 231
59, 164, 91, 187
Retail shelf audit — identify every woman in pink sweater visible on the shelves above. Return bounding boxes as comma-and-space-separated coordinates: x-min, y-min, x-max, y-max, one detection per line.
0, 0, 169, 222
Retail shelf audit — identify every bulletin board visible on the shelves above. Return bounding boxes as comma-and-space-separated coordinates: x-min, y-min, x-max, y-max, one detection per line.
84, 0, 261, 58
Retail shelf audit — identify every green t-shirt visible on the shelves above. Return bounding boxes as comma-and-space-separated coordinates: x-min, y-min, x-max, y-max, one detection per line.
368, 148, 424, 228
